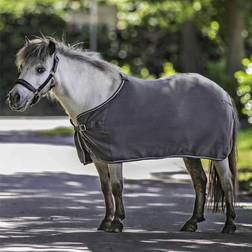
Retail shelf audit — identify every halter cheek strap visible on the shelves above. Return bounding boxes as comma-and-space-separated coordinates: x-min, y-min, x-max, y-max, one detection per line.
15, 54, 59, 106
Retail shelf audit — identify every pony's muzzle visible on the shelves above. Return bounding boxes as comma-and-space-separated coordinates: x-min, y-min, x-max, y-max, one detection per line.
8, 89, 24, 110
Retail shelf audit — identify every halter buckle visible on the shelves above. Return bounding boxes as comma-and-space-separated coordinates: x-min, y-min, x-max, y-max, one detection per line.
79, 124, 87, 132
30, 92, 40, 106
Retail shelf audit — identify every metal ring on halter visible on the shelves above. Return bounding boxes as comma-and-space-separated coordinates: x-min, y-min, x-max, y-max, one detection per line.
79, 124, 87, 132
14, 54, 59, 106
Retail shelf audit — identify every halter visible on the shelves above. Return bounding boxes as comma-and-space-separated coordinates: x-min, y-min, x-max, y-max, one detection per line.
15, 53, 59, 106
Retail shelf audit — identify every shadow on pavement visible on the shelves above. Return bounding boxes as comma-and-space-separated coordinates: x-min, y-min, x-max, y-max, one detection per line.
0, 131, 74, 146
0, 172, 251, 251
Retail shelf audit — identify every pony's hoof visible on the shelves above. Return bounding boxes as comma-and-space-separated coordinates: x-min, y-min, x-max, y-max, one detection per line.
119, 211, 125, 220
180, 221, 197, 232
109, 219, 123, 233
197, 216, 205, 223
221, 223, 236, 234
97, 220, 111, 232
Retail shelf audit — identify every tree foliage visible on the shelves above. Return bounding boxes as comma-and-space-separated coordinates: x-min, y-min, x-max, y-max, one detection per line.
0, 0, 252, 122
235, 59, 252, 121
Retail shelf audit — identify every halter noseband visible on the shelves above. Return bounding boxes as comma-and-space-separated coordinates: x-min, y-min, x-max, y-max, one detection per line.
15, 53, 59, 106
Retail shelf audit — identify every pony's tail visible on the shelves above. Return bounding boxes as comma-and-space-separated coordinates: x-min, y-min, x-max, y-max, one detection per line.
208, 106, 238, 212
208, 161, 225, 211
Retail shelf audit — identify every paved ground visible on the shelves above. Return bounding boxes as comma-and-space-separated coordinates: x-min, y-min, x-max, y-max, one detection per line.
0, 117, 70, 131
0, 127, 252, 251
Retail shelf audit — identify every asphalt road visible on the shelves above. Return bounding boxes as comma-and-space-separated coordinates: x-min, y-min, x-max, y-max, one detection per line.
0, 132, 251, 252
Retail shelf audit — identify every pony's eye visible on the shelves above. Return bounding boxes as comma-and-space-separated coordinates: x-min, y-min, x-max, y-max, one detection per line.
36, 67, 46, 74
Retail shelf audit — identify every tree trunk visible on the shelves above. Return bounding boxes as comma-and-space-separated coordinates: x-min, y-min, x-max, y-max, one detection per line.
226, 0, 245, 78
181, 20, 203, 73
225, 0, 245, 119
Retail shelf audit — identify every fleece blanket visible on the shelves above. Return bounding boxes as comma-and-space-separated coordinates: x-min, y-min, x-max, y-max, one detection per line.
73, 73, 235, 165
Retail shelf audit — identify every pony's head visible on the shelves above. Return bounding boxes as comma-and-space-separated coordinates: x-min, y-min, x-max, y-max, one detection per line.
8, 37, 58, 111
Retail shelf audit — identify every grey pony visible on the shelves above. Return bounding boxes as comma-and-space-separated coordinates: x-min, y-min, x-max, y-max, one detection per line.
8, 38, 238, 234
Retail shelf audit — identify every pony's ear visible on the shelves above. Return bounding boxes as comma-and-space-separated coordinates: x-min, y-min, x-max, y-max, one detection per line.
48, 40, 56, 56
25, 36, 30, 46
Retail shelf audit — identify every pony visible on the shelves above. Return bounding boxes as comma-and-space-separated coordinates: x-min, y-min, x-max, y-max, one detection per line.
8, 37, 238, 233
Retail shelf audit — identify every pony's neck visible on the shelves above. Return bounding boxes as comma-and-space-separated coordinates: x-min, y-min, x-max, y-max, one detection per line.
52, 54, 121, 125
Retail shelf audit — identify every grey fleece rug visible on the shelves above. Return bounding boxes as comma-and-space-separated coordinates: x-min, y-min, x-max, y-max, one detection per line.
73, 73, 236, 165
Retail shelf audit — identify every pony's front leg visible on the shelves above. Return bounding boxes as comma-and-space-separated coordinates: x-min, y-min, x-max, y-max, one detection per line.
108, 163, 125, 232
181, 158, 207, 232
95, 161, 114, 231
214, 158, 236, 233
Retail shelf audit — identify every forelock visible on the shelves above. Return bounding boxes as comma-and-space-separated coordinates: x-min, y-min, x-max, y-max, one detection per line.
16, 38, 50, 70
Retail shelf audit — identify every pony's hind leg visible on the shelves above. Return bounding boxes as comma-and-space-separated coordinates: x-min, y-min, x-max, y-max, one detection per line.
213, 158, 236, 233
95, 161, 114, 231
181, 158, 207, 232
108, 163, 125, 232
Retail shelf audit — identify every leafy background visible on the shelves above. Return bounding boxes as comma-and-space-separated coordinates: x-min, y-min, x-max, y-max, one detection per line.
0, 0, 252, 192
0, 0, 252, 123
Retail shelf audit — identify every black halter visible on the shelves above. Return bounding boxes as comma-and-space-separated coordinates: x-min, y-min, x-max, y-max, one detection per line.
15, 54, 59, 106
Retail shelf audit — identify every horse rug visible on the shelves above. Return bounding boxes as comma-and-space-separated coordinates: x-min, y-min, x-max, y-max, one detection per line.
73, 73, 235, 165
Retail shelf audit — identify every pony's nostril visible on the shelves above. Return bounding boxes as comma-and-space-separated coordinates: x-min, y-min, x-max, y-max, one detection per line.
14, 92, 20, 104
9, 91, 21, 106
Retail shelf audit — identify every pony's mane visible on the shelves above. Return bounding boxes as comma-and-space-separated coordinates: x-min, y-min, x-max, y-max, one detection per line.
16, 36, 120, 75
